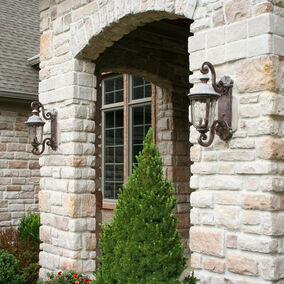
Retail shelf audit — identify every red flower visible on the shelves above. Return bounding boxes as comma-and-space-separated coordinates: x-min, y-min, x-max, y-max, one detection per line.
85, 279, 91, 283
73, 273, 78, 279
58, 272, 62, 275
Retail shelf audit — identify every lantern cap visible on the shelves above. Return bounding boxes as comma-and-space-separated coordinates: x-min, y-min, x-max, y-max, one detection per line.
188, 75, 221, 101
25, 109, 45, 127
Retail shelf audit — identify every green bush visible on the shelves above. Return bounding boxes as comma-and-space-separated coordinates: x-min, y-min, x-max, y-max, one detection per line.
0, 213, 40, 283
37, 270, 94, 284
95, 128, 186, 284
183, 272, 199, 283
18, 209, 40, 245
0, 249, 21, 284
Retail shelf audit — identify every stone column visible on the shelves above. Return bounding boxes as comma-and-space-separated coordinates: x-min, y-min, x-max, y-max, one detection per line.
189, 0, 284, 282
38, 30, 97, 276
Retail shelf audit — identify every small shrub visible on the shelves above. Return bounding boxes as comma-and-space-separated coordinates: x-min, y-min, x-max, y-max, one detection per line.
37, 270, 94, 284
18, 209, 40, 245
0, 215, 40, 283
0, 249, 21, 284
96, 128, 186, 284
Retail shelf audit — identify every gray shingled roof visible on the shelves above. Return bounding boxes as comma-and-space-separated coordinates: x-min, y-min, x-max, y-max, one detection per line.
0, 0, 40, 100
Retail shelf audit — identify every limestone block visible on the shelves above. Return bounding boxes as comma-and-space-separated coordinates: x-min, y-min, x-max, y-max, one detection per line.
262, 212, 284, 235
241, 211, 260, 225
248, 13, 273, 37
260, 256, 284, 280
81, 194, 96, 217
60, 257, 83, 272
257, 138, 284, 160
190, 191, 214, 208
226, 39, 247, 62
190, 253, 202, 270
203, 257, 226, 274
236, 56, 279, 93
39, 251, 60, 270
227, 21, 247, 43
39, 191, 50, 213
274, 35, 284, 57
83, 233, 96, 250
207, 26, 225, 48
63, 194, 81, 218
239, 233, 278, 253
188, 32, 205, 53
190, 227, 224, 257
216, 206, 240, 230
242, 193, 280, 210
225, 0, 251, 23
226, 234, 237, 249
57, 231, 82, 250
235, 161, 277, 175
216, 192, 240, 205
254, 2, 273, 16
248, 34, 273, 57
207, 45, 226, 65
212, 10, 225, 27
40, 226, 51, 244
259, 177, 284, 192
199, 175, 242, 190
218, 150, 255, 161
226, 252, 258, 276
40, 31, 53, 61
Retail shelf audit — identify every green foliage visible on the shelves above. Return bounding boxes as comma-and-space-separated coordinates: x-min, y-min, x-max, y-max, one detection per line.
37, 270, 94, 284
0, 249, 21, 284
0, 218, 40, 283
183, 272, 199, 284
18, 209, 41, 245
96, 128, 186, 284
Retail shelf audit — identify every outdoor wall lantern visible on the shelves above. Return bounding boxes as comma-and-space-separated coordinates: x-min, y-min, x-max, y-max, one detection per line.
25, 101, 57, 155
188, 61, 234, 147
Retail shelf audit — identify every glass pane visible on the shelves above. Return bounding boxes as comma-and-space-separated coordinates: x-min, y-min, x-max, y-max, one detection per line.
105, 165, 114, 180
115, 90, 123, 103
105, 79, 114, 93
105, 129, 114, 146
115, 184, 122, 199
105, 112, 114, 128
115, 110, 123, 127
133, 87, 144, 100
105, 92, 114, 104
133, 126, 143, 145
115, 165, 123, 179
145, 85, 151, 98
145, 105, 151, 124
133, 107, 143, 125
115, 76, 123, 90
104, 183, 114, 199
105, 147, 114, 163
115, 147, 123, 163
115, 128, 123, 145
133, 76, 144, 87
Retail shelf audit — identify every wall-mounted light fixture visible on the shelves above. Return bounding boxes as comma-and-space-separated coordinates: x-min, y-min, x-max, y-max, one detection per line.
25, 101, 57, 155
188, 61, 234, 147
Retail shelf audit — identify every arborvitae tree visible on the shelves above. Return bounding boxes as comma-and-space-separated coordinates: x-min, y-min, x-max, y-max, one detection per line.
96, 128, 186, 284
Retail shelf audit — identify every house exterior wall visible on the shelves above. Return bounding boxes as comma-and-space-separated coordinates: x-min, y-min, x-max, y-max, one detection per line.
38, 0, 284, 282
0, 102, 40, 227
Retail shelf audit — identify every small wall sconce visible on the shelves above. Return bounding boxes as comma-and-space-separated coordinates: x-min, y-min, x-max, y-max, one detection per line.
188, 61, 234, 147
25, 101, 57, 155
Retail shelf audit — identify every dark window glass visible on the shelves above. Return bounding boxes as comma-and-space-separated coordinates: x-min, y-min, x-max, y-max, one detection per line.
132, 76, 151, 100
104, 109, 124, 200
104, 76, 124, 105
132, 105, 152, 165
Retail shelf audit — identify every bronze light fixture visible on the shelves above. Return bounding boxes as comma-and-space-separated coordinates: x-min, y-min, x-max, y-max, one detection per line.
188, 61, 233, 147
25, 101, 57, 155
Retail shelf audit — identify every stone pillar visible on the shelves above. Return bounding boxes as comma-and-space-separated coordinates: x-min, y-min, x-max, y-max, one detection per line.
38, 22, 97, 276
189, 0, 284, 282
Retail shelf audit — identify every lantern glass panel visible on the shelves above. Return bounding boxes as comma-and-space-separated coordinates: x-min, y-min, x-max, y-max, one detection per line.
28, 125, 43, 144
191, 98, 217, 130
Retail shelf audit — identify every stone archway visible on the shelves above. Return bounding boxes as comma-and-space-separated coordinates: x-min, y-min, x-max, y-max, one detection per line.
38, 0, 196, 278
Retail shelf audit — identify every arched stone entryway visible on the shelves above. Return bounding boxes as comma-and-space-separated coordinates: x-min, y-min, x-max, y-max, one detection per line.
39, 0, 284, 282
38, 0, 196, 278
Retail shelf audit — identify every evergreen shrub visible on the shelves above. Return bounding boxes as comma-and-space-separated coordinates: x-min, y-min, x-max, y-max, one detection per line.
0, 249, 21, 284
95, 128, 187, 283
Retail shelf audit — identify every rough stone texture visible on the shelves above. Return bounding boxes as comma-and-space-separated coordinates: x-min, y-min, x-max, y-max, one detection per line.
38, 0, 284, 282
0, 107, 40, 227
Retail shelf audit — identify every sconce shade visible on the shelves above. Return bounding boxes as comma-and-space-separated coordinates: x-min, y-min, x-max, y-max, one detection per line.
188, 75, 220, 132
25, 109, 45, 144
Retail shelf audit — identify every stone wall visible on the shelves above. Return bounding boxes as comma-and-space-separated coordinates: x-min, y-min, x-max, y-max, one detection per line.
38, 0, 284, 282
0, 101, 40, 227
189, 0, 284, 282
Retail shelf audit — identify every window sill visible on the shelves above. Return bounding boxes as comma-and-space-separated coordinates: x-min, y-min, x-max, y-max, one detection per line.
102, 201, 117, 210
